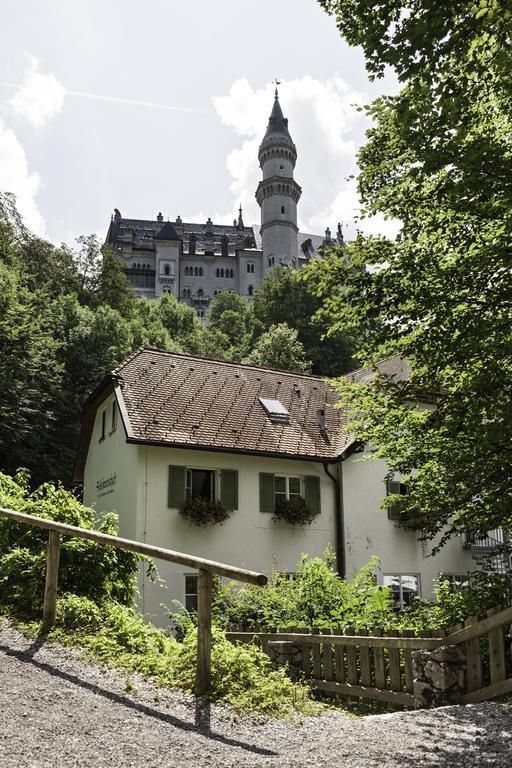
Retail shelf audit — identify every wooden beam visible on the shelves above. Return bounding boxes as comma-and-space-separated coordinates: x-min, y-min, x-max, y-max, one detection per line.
42, 531, 60, 629
195, 569, 213, 697
226, 631, 441, 650
310, 679, 415, 706
462, 676, 512, 704
446, 606, 512, 645
0, 507, 267, 586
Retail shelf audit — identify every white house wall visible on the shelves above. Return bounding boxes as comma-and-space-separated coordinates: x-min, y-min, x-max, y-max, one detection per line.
137, 445, 335, 626
341, 450, 475, 600
82, 393, 140, 539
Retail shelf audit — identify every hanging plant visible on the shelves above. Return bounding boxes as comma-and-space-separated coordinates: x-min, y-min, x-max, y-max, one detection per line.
179, 496, 230, 527
273, 496, 319, 526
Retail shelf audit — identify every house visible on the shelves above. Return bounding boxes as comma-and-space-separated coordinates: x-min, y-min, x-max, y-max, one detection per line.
105, 89, 343, 314
74, 348, 476, 625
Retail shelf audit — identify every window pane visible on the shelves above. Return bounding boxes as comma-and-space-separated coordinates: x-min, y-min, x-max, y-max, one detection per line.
190, 469, 214, 500
401, 575, 418, 606
185, 595, 197, 612
185, 575, 197, 595
383, 575, 401, 609
289, 477, 300, 496
274, 476, 286, 493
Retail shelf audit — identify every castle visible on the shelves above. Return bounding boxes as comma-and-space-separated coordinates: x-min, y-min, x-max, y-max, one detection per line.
105, 90, 343, 317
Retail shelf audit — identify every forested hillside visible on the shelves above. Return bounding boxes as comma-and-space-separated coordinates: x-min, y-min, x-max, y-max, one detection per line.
0, 192, 356, 487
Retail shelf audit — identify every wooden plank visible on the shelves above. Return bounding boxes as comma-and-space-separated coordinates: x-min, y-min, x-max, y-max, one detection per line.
195, 569, 213, 697
310, 679, 414, 706
446, 606, 512, 645
346, 626, 358, 685
487, 607, 507, 684
322, 629, 334, 681
42, 530, 60, 629
334, 628, 346, 684
302, 632, 312, 678
462, 676, 512, 704
387, 629, 402, 691
464, 616, 482, 693
311, 629, 322, 680
0, 507, 267, 586
225, 631, 440, 649
373, 628, 386, 689
402, 629, 415, 693
359, 629, 372, 686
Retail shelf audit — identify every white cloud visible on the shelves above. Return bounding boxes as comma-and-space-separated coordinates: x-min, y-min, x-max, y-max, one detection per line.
213, 76, 401, 239
8, 58, 65, 129
0, 115, 45, 235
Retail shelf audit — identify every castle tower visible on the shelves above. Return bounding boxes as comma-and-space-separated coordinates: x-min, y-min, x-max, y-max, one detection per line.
256, 89, 302, 270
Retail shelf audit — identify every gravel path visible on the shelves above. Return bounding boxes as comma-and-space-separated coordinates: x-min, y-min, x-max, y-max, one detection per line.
1, 619, 511, 768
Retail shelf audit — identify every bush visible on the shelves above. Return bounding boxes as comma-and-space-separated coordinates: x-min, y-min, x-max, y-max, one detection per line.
0, 470, 142, 617
179, 496, 230, 527
273, 496, 319, 525
49, 597, 318, 719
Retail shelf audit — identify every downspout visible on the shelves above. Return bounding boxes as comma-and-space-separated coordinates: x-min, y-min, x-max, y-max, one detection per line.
323, 461, 346, 579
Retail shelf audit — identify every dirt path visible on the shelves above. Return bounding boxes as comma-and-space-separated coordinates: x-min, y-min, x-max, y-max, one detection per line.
1, 620, 511, 768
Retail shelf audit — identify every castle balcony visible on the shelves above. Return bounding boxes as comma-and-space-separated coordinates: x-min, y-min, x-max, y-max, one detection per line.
191, 293, 210, 304
159, 276, 175, 285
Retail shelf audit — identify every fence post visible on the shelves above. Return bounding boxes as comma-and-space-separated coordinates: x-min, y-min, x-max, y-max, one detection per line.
196, 568, 213, 698
42, 530, 61, 629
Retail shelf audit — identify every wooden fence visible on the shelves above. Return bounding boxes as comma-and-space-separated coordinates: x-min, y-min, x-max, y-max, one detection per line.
227, 605, 512, 707
0, 507, 267, 696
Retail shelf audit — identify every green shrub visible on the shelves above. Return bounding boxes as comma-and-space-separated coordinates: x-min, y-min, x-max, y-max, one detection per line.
49, 596, 318, 719
0, 470, 142, 616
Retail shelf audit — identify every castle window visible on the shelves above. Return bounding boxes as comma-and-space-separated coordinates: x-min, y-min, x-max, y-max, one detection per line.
197, 288, 204, 298
194, 267, 199, 277
220, 268, 224, 278
164, 265, 170, 276
248, 285, 253, 296
247, 262, 255, 274
183, 287, 191, 298
216, 268, 220, 278
281, 206, 285, 214
199, 267, 203, 276
197, 309, 205, 318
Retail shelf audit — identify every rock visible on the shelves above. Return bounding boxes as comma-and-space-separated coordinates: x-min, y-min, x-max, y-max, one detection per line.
430, 645, 466, 664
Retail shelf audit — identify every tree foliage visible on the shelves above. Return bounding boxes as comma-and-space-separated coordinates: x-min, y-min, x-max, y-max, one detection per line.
313, 1, 512, 544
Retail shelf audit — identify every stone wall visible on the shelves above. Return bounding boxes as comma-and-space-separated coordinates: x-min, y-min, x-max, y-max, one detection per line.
412, 645, 466, 708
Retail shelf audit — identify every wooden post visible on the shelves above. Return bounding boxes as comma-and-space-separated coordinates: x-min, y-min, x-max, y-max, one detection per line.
42, 530, 60, 629
195, 568, 213, 697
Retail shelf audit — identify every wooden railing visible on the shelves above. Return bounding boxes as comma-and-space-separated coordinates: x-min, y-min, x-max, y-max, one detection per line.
0, 507, 267, 697
227, 605, 512, 707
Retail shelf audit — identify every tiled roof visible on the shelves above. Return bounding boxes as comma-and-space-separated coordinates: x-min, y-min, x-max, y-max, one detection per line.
111, 348, 352, 460
345, 355, 411, 386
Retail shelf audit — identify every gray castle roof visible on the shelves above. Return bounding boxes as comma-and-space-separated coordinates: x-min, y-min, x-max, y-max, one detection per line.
107, 215, 328, 262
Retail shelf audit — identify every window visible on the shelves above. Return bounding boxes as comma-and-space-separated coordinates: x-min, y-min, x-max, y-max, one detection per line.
168, 466, 238, 510
164, 264, 170, 275
259, 397, 290, 423
197, 288, 204, 297
197, 308, 205, 318
186, 468, 215, 501
259, 473, 320, 515
194, 267, 199, 276
111, 401, 117, 433
216, 268, 220, 278
281, 206, 285, 214
274, 476, 301, 506
220, 268, 224, 278
184, 574, 198, 612
386, 479, 421, 521
100, 410, 106, 441
383, 574, 419, 609
247, 262, 255, 274
248, 285, 253, 296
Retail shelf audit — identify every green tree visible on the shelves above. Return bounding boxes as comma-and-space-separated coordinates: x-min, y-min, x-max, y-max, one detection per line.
252, 266, 357, 376
313, 1, 512, 545
208, 290, 248, 327
242, 323, 312, 374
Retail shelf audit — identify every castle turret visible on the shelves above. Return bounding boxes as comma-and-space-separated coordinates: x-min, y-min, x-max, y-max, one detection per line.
255, 89, 302, 270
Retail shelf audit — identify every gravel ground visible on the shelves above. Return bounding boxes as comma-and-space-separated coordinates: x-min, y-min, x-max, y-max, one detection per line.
1, 619, 511, 768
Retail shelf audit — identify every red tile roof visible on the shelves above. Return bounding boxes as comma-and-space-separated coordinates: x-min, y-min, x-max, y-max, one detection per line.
112, 348, 352, 461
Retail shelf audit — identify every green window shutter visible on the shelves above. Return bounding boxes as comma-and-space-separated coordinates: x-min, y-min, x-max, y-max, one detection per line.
386, 478, 403, 520
304, 475, 321, 516
221, 469, 238, 511
259, 473, 275, 513
168, 465, 186, 508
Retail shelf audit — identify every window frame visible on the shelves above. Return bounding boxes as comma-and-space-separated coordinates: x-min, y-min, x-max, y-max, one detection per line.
184, 573, 198, 613
383, 573, 420, 610
186, 467, 216, 502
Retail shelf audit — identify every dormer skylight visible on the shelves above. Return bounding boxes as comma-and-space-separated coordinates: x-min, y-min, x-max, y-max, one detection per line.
259, 397, 290, 423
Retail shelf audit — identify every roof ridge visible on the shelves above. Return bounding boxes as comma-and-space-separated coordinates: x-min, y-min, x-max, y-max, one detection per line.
124, 347, 329, 382
343, 353, 406, 379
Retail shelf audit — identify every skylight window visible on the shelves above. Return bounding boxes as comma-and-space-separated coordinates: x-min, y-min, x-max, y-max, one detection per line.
259, 397, 290, 423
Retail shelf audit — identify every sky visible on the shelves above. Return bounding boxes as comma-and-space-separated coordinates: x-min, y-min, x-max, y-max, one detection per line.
0, 0, 399, 247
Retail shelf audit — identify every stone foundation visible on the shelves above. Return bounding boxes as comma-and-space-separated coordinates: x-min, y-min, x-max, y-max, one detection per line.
266, 641, 304, 682
412, 645, 466, 708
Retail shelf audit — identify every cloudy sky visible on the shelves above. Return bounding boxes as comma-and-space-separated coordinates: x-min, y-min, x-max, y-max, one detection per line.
0, 0, 399, 246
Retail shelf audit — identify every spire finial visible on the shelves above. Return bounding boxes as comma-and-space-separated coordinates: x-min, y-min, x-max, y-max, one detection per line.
237, 204, 244, 230
274, 77, 281, 99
